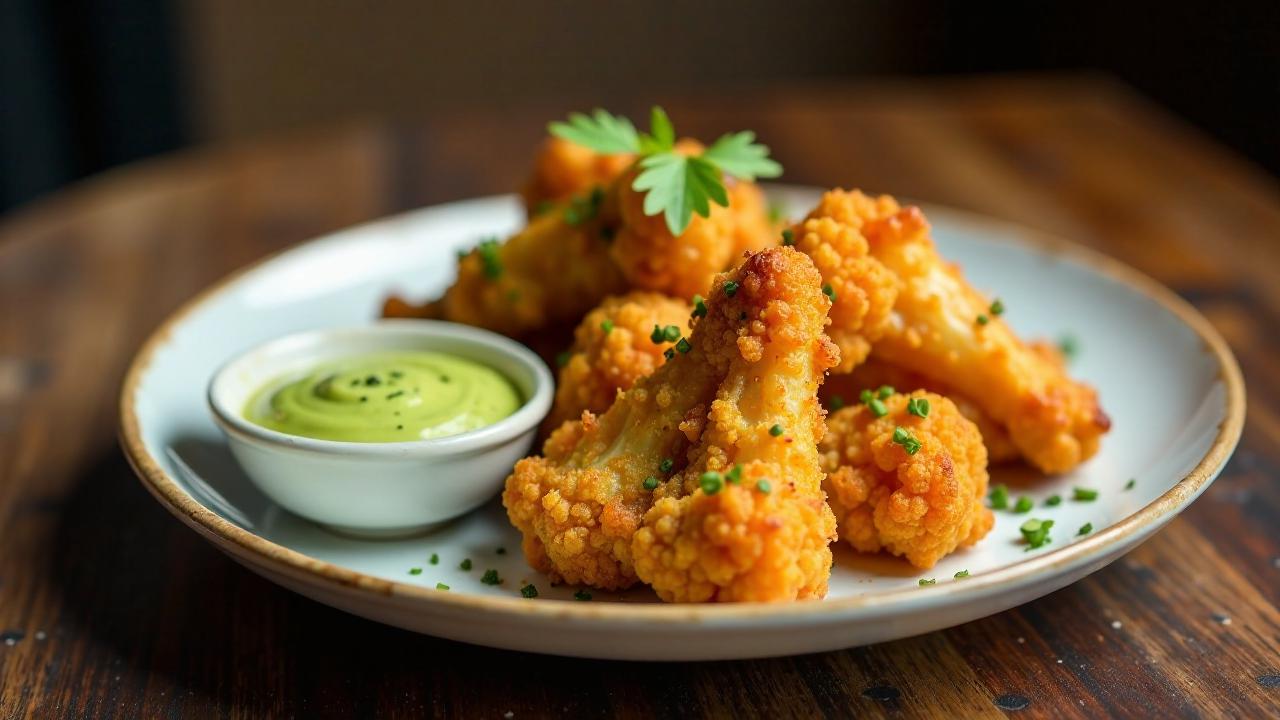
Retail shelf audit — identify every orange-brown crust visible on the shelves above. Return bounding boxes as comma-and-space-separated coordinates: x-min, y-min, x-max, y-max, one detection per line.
544, 292, 692, 432
521, 137, 634, 215
820, 392, 994, 569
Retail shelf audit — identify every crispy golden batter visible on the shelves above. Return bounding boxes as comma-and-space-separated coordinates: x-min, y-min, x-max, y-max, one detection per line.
545, 292, 692, 432
820, 392, 994, 569
822, 360, 1019, 464
632, 248, 839, 602
801, 189, 1110, 474
521, 137, 634, 216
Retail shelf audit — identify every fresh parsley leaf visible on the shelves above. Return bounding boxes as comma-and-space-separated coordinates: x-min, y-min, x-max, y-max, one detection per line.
634, 154, 728, 236
701, 131, 783, 181
644, 106, 675, 153
548, 109, 640, 154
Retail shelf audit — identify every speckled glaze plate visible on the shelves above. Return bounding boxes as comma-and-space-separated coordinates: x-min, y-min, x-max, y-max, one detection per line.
120, 187, 1244, 661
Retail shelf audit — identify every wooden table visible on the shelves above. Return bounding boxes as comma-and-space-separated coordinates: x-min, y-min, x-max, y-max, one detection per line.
2, 75, 1277, 718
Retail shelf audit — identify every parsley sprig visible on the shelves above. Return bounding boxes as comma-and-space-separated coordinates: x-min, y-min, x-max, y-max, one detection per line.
549, 107, 783, 235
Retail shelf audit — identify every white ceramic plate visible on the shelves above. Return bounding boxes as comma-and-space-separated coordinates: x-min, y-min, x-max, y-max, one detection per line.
121, 187, 1244, 661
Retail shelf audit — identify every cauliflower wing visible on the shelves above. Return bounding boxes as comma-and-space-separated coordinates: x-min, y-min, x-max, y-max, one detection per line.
800, 189, 1110, 474
521, 136, 634, 216
822, 360, 1019, 464
544, 292, 692, 432
820, 391, 994, 569
631, 247, 840, 602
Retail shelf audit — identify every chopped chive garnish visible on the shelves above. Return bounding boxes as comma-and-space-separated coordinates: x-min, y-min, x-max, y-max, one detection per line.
756, 479, 772, 493
769, 424, 784, 437
990, 299, 1005, 316
480, 569, 502, 585
954, 570, 970, 579
976, 314, 990, 326
429, 553, 439, 565
1045, 495, 1062, 507
496, 547, 506, 555
989, 484, 1010, 510
723, 280, 740, 297
477, 238, 503, 279
877, 385, 894, 399
650, 325, 665, 343
1078, 522, 1094, 536
829, 395, 845, 411
460, 559, 472, 571
919, 578, 936, 586
822, 284, 837, 302
601, 319, 614, 335
1014, 496, 1034, 514
1125, 479, 1136, 491
1020, 518, 1055, 550
907, 397, 930, 418
659, 458, 674, 473
868, 398, 888, 418
675, 337, 692, 354
521, 584, 539, 598
663, 348, 675, 360
555, 351, 571, 368
365, 375, 381, 386
386, 390, 404, 400
892, 427, 922, 455
781, 228, 795, 246
643, 476, 659, 490
1073, 487, 1099, 502
859, 389, 873, 404
700, 471, 724, 495
662, 325, 681, 342
692, 295, 708, 318
726, 465, 743, 484
435, 582, 450, 591
574, 590, 592, 601
408, 567, 422, 576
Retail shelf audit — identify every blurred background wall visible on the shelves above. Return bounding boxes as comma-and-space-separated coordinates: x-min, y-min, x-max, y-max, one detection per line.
2, 0, 1277, 212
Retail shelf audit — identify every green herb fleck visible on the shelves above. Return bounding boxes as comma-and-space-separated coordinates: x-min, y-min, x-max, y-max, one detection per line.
659, 458, 674, 473
1014, 496, 1034, 514
692, 295, 708, 318
781, 228, 795, 246
1078, 522, 1094, 536
756, 479, 772, 494
1125, 478, 1136, 491
521, 584, 539, 598
601, 319, 614, 335
868, 398, 888, 418
574, 589, 593, 601
919, 578, 936, 586
386, 390, 404, 400
1020, 518, 1055, 550
643, 476, 659, 491
989, 484, 1010, 510
822, 284, 837, 302
675, 337, 692, 354
723, 280, 740, 298
990, 298, 1005, 316
1059, 334, 1080, 360
408, 567, 422, 576
906, 397, 930, 418
460, 558, 472, 571
435, 582, 450, 591
1073, 487, 1099, 502
480, 569, 502, 585
769, 424, 784, 437
877, 385, 894, 399
662, 325, 681, 342
726, 465, 743, 484
476, 237, 503, 280
829, 395, 845, 411
700, 471, 724, 495
1045, 495, 1062, 507
663, 348, 676, 360
563, 186, 604, 225
429, 553, 439, 565
555, 351, 571, 368
496, 547, 506, 555
976, 314, 990, 326
892, 427, 922, 455
954, 570, 970, 579
650, 325, 666, 343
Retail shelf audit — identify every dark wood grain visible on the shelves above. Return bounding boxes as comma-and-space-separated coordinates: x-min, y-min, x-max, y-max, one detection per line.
2, 75, 1278, 719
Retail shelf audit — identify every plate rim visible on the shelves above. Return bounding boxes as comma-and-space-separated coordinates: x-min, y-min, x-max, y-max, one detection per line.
118, 188, 1246, 622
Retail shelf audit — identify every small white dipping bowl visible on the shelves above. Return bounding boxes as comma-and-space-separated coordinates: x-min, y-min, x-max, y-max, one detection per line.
208, 320, 553, 538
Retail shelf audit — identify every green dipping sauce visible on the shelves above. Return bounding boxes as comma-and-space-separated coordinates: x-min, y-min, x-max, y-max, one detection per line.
244, 351, 522, 442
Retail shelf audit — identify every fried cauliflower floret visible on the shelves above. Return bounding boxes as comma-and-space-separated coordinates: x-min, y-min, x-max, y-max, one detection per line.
820, 392, 994, 569
784, 210, 898, 371
521, 137, 634, 216
503, 267, 744, 589
632, 248, 839, 602
822, 360, 1019, 464
804, 189, 1110, 474
609, 143, 779, 299
545, 292, 693, 431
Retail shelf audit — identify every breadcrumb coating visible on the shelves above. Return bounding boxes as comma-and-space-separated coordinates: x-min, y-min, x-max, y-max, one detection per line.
545, 292, 693, 432
632, 248, 839, 602
521, 137, 634, 216
822, 360, 1019, 464
803, 189, 1110, 474
820, 392, 994, 569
